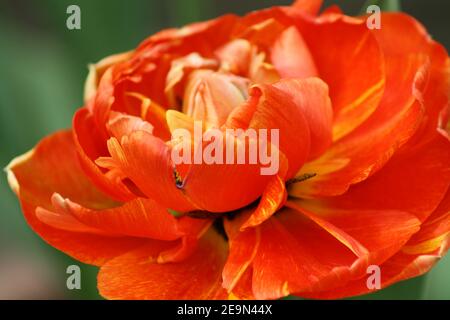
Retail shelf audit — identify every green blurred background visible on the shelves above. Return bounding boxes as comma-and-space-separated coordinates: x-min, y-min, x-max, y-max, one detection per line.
0, 0, 448, 299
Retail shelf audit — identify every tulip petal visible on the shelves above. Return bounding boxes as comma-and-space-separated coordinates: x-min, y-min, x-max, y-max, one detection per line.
98, 228, 228, 300
61, 196, 183, 240
183, 71, 247, 127
289, 12, 386, 141
274, 77, 333, 159
406, 190, 450, 251
373, 13, 450, 143
314, 132, 450, 223
289, 50, 428, 198
249, 51, 280, 85
6, 131, 146, 266
289, 134, 449, 298
240, 175, 287, 230
89, 50, 172, 138
84, 51, 132, 103
139, 15, 238, 56
228, 267, 256, 300
166, 109, 283, 213
251, 208, 358, 299
179, 137, 274, 212
166, 110, 193, 134
292, 0, 323, 15
233, 17, 286, 52
299, 190, 450, 299
156, 219, 212, 263
73, 108, 136, 201
225, 194, 421, 300
287, 200, 421, 267
35, 205, 109, 235
108, 131, 197, 212
238, 8, 384, 142
123, 92, 171, 141
107, 111, 153, 140
271, 26, 318, 79
165, 53, 218, 107
215, 39, 252, 75
226, 83, 311, 178
223, 217, 260, 292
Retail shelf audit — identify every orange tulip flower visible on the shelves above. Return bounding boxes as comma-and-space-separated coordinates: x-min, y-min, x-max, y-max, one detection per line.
6, 0, 449, 299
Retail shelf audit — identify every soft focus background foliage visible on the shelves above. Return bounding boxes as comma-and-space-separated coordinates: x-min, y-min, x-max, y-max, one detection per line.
0, 0, 448, 299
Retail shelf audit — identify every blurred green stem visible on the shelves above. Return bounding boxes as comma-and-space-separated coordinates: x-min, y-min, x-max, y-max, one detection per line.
168, 0, 213, 26
360, 0, 401, 14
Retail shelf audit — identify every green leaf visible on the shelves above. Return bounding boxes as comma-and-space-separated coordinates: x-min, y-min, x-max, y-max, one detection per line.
421, 254, 450, 299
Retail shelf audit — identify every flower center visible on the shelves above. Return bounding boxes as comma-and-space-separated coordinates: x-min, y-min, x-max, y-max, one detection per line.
164, 38, 280, 127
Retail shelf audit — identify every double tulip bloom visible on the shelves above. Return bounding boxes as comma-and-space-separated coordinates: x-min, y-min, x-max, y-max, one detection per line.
7, 0, 449, 299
